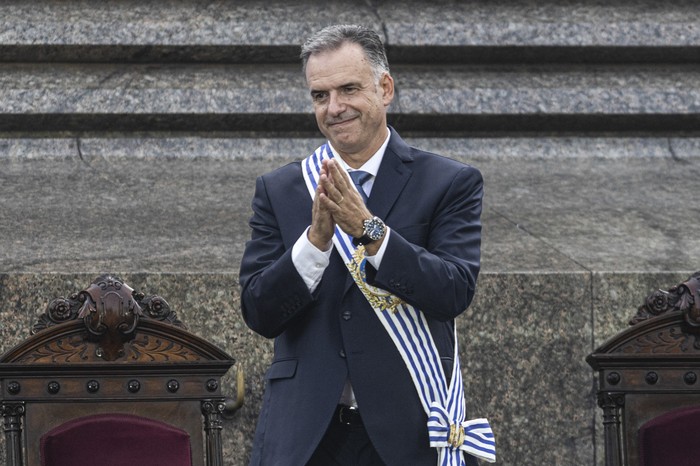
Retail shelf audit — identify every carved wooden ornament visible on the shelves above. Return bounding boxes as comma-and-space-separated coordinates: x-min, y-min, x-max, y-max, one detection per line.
2, 275, 230, 364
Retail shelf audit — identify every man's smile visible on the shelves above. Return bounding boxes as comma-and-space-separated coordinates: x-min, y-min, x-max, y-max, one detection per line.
327, 115, 359, 128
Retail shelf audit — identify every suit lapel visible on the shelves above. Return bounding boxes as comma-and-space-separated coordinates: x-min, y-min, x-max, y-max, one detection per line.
342, 128, 414, 294
367, 143, 412, 219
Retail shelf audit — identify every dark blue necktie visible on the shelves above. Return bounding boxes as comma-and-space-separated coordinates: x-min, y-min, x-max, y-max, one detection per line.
348, 170, 372, 203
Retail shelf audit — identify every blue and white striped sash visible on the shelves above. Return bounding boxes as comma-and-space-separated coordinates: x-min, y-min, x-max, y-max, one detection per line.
302, 144, 496, 465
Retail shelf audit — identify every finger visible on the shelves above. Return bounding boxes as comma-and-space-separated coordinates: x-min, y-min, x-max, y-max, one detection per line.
319, 172, 347, 205
310, 192, 335, 246
327, 159, 352, 191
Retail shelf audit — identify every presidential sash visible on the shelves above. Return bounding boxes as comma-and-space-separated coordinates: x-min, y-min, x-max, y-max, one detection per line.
302, 143, 496, 465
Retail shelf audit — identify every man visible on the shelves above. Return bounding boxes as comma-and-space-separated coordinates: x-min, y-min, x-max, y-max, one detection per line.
239, 24, 494, 466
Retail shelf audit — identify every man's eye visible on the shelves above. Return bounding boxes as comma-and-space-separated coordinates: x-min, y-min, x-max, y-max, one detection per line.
312, 93, 327, 102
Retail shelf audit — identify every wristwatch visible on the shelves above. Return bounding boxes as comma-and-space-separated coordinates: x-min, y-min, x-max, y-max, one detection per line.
353, 216, 386, 246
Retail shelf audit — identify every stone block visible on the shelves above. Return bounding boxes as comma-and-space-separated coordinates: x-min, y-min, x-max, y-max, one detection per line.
2, 63, 700, 133
0, 271, 602, 466
0, 0, 380, 62
3, 136, 700, 274
465, 272, 595, 466
2, 0, 700, 63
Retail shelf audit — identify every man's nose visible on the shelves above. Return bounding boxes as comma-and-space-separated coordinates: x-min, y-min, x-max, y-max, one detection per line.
327, 92, 346, 116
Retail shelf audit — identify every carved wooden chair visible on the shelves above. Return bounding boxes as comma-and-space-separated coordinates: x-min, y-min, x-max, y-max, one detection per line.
0, 275, 243, 466
587, 272, 700, 466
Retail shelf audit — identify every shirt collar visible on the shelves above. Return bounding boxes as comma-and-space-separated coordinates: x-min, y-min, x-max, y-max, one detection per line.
328, 128, 390, 177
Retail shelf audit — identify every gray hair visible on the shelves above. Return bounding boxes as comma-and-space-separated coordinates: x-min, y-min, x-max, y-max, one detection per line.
300, 24, 390, 82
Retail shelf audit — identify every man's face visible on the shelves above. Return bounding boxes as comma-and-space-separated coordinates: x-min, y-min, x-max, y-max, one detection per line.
305, 42, 394, 163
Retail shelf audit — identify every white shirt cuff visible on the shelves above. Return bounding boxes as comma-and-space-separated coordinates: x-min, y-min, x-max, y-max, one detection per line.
291, 227, 332, 292
365, 227, 390, 269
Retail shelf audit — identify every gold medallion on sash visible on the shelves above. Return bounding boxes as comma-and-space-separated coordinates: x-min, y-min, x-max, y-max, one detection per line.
348, 246, 405, 314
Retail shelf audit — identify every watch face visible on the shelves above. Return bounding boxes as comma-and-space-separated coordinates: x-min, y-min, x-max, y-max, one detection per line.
364, 217, 385, 241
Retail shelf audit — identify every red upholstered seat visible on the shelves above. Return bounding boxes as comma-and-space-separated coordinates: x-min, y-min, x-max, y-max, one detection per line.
639, 406, 700, 466
40, 413, 192, 466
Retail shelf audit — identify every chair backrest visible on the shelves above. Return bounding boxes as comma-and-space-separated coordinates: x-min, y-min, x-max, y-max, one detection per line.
0, 275, 235, 466
638, 405, 700, 466
587, 272, 700, 466
40, 413, 192, 466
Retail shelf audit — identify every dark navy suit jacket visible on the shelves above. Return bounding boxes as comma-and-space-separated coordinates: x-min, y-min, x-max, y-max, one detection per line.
239, 129, 483, 466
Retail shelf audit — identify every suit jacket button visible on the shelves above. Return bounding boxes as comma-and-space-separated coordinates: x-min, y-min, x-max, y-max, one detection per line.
339, 349, 346, 358
342, 310, 352, 321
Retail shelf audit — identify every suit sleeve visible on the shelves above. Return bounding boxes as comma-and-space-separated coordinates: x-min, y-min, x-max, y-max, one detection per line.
368, 165, 483, 321
238, 175, 315, 338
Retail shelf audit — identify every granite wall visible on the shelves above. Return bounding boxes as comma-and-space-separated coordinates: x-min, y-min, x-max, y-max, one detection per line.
0, 271, 693, 465
2, 1, 700, 465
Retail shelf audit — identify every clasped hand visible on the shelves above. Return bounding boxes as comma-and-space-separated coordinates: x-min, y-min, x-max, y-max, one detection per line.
308, 158, 372, 251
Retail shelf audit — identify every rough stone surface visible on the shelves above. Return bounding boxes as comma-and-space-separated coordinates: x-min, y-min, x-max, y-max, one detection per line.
2, 64, 700, 132
2, 135, 699, 464
2, 1, 700, 465
3, 0, 700, 52
1, 271, 691, 465
2, 137, 699, 274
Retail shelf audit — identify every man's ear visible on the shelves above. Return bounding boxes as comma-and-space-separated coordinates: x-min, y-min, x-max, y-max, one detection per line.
380, 72, 395, 106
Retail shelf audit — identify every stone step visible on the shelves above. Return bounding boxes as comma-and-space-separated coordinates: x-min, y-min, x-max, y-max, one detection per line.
1, 0, 700, 63
2, 63, 700, 133
0, 268, 693, 466
2, 136, 699, 274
